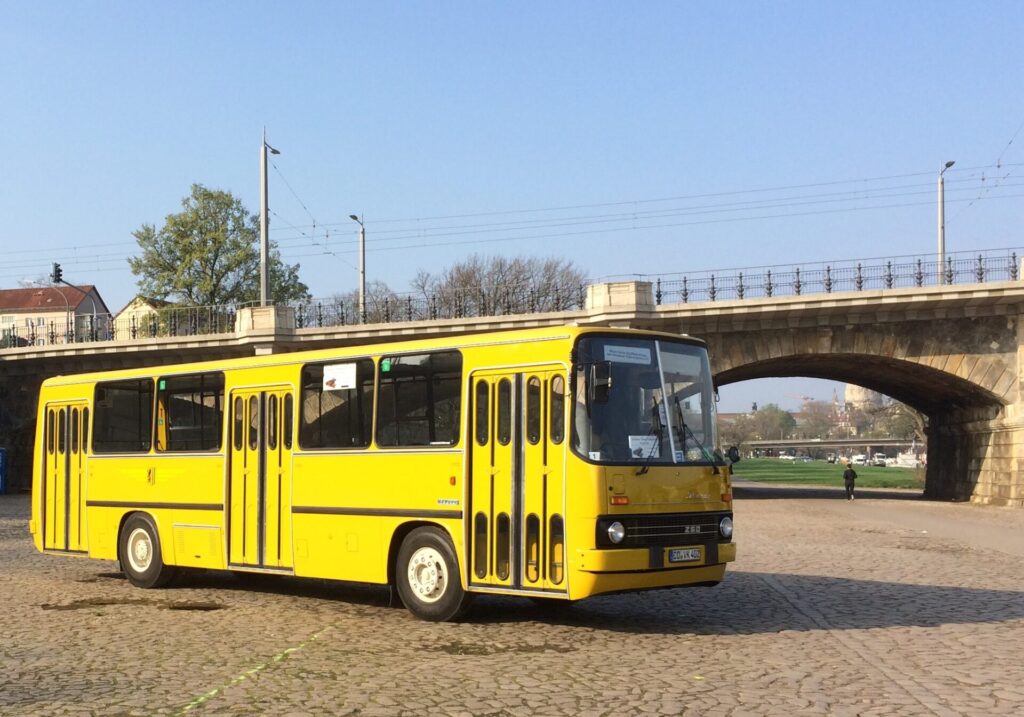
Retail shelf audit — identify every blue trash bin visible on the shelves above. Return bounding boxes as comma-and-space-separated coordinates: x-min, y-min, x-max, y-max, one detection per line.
0, 447, 6, 495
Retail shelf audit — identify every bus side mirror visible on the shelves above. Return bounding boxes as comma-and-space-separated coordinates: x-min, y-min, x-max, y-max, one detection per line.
726, 445, 741, 463
590, 362, 612, 404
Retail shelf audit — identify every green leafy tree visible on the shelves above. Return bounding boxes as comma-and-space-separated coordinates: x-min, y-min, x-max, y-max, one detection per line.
128, 184, 309, 306
750, 404, 796, 440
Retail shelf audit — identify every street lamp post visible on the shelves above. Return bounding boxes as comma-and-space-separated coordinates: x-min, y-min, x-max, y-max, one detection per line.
349, 214, 366, 321
260, 129, 281, 307
937, 160, 955, 284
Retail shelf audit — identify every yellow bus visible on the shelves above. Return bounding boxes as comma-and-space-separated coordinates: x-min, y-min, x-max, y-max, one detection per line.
30, 326, 736, 621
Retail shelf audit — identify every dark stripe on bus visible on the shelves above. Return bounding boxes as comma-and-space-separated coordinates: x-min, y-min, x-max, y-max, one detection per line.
292, 506, 463, 519
85, 501, 224, 511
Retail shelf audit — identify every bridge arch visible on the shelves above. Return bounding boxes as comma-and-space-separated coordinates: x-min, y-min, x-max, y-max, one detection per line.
714, 353, 1006, 417
702, 319, 1020, 504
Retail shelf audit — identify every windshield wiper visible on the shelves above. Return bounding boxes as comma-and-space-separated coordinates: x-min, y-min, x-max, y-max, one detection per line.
673, 396, 720, 475
636, 400, 664, 476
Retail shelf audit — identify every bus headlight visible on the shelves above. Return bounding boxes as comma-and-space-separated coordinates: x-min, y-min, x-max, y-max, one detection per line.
607, 521, 626, 544
719, 516, 733, 539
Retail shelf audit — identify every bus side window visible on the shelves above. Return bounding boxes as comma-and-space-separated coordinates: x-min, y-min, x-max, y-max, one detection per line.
248, 396, 259, 450
550, 375, 565, 444
156, 372, 225, 452
233, 397, 243, 451
71, 408, 79, 454
82, 407, 90, 454
299, 360, 374, 449
376, 351, 462, 447
475, 380, 489, 445
526, 377, 541, 445
57, 409, 66, 454
93, 379, 154, 453
283, 393, 293, 449
497, 379, 511, 446
47, 409, 55, 455
267, 395, 278, 450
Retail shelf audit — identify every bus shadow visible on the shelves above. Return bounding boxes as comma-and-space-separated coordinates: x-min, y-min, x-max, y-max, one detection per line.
167, 570, 396, 610
469, 571, 1024, 635
732, 482, 924, 501
101, 568, 1024, 636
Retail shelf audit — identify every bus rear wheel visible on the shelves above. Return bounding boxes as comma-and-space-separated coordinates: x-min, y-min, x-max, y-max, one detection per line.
396, 527, 471, 622
119, 513, 176, 589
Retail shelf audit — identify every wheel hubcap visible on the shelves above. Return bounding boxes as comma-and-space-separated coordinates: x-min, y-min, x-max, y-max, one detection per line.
127, 528, 153, 573
407, 546, 447, 604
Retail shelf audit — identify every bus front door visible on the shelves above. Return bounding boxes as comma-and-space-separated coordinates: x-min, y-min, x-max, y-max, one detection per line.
469, 369, 568, 594
43, 402, 89, 553
228, 388, 295, 570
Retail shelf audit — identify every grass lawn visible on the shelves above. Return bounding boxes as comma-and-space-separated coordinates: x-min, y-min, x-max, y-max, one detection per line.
731, 458, 925, 489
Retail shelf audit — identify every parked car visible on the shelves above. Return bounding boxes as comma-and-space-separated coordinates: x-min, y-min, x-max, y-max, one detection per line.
850, 454, 867, 465
872, 453, 888, 467
778, 454, 796, 461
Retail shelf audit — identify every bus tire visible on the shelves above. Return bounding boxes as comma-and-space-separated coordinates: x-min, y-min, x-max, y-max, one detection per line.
396, 527, 471, 622
119, 513, 176, 589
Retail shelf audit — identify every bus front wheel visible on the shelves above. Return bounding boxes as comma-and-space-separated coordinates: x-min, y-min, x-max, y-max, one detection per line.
119, 513, 176, 589
396, 527, 471, 621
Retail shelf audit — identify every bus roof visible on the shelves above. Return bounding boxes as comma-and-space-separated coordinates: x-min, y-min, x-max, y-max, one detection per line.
40, 325, 704, 387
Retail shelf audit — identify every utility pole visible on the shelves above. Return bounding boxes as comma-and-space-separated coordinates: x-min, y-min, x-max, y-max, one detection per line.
349, 214, 366, 321
260, 129, 280, 306
937, 160, 955, 284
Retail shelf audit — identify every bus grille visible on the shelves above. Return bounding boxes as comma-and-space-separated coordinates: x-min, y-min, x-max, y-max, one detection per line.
596, 512, 730, 548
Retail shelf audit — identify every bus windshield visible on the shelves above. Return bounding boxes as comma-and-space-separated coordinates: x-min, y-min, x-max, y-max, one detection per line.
572, 335, 720, 466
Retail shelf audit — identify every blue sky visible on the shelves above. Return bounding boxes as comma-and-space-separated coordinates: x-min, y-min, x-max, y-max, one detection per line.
2, 2, 1022, 412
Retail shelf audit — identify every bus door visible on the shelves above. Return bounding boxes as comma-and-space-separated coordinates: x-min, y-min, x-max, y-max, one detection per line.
42, 402, 89, 552
228, 387, 295, 570
469, 368, 568, 593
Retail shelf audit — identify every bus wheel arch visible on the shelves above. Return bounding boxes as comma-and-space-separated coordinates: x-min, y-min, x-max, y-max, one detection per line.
117, 512, 176, 589
392, 525, 471, 621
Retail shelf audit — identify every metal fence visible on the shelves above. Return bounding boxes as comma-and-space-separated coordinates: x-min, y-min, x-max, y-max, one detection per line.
645, 248, 1023, 305
291, 285, 588, 328
0, 305, 239, 349
2, 247, 1022, 350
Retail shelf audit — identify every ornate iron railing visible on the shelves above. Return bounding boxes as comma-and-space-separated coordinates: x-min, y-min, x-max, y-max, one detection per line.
2, 247, 1022, 350
641, 247, 1023, 305
291, 285, 588, 328
0, 305, 239, 349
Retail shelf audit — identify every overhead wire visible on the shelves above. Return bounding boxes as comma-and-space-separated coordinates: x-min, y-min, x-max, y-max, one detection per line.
268, 179, 1024, 248
947, 116, 1024, 224
1, 162, 1020, 279
270, 191, 1024, 264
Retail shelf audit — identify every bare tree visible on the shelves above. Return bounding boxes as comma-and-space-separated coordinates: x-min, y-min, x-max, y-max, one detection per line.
798, 400, 835, 439
412, 254, 588, 317
326, 280, 404, 324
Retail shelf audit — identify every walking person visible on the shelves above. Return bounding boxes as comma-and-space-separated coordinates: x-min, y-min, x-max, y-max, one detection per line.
843, 463, 857, 501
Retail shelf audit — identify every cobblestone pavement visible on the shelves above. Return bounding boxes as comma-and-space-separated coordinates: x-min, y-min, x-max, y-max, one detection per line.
2, 487, 1024, 716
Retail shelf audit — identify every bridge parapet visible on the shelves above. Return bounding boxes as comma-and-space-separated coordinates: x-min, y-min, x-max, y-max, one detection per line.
636, 246, 1023, 305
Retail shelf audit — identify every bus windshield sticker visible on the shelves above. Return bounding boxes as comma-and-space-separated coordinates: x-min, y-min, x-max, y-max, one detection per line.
603, 345, 652, 365
381, 358, 392, 373
628, 435, 659, 458
323, 363, 357, 391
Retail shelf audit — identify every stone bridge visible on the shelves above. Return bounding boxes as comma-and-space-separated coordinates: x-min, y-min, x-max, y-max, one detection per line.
3, 280, 1024, 507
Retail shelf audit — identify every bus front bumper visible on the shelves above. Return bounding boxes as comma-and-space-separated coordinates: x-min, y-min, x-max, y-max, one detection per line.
576, 541, 736, 573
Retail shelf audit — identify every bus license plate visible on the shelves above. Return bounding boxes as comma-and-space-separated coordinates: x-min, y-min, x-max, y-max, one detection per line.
668, 548, 702, 563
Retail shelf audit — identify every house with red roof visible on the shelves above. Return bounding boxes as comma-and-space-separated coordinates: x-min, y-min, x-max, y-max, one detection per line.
0, 285, 110, 346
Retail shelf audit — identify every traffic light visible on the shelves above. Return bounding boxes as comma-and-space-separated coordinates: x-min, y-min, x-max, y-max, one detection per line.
51, 262, 63, 283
